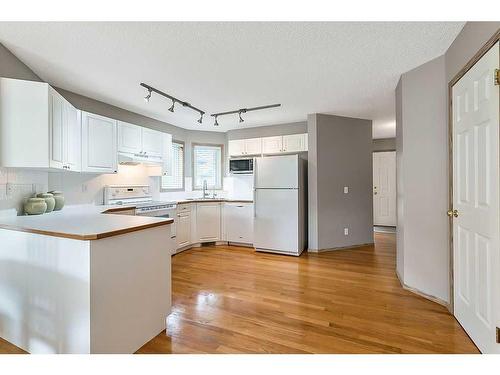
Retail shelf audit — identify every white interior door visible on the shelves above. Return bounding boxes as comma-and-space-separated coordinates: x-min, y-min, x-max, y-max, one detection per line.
373, 151, 396, 226
452, 41, 499, 353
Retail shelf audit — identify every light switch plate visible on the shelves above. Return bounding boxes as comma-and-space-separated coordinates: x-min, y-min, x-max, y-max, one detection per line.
344, 228, 349, 236
344, 186, 349, 194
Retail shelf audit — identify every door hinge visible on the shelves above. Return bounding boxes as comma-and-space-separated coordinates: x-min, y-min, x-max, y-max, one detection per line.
495, 69, 500, 86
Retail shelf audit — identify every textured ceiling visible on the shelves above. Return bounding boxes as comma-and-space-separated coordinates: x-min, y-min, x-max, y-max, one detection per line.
0, 22, 464, 138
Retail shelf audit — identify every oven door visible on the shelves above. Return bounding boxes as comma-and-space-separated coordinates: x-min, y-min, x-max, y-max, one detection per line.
229, 158, 253, 174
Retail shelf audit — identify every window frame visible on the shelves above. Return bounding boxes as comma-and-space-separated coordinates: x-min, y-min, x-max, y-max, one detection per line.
191, 142, 224, 191
160, 140, 185, 192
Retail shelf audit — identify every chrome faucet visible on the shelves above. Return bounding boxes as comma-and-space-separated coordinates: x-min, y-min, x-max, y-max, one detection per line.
202, 180, 209, 199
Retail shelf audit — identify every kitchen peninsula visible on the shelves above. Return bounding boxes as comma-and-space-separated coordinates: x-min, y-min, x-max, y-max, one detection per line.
0, 206, 174, 354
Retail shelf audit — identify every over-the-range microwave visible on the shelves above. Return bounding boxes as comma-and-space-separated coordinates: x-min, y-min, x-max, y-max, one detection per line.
229, 158, 254, 174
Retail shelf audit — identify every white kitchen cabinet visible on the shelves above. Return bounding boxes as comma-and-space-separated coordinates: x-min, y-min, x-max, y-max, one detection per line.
117, 121, 142, 155
196, 202, 222, 242
228, 138, 262, 157
0, 78, 81, 171
176, 210, 192, 249
228, 139, 246, 157
262, 136, 283, 154
282, 133, 308, 153
225, 202, 254, 244
162, 133, 173, 176
244, 138, 262, 155
142, 127, 163, 158
49, 90, 82, 171
81, 111, 117, 174
63, 102, 82, 172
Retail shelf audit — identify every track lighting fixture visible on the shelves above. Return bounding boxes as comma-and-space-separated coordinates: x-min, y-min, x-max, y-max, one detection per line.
140, 83, 280, 128
211, 104, 281, 126
140, 82, 205, 123
144, 88, 152, 103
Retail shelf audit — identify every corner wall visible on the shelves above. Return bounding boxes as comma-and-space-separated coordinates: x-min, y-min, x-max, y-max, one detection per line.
308, 114, 373, 251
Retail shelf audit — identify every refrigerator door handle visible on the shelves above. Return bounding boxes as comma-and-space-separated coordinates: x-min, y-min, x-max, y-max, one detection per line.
253, 189, 256, 218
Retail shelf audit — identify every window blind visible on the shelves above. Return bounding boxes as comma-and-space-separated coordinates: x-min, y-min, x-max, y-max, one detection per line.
193, 144, 222, 190
161, 142, 184, 190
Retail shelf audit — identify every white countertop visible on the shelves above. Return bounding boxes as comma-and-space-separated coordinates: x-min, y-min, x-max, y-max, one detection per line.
0, 204, 172, 240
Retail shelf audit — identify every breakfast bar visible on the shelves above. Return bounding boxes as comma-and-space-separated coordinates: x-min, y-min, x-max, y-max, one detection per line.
0, 207, 174, 354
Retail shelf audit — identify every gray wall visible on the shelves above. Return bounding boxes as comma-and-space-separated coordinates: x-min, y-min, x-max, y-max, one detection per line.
396, 55, 448, 302
373, 138, 396, 152
308, 114, 373, 251
0, 43, 42, 82
396, 22, 500, 304
227, 121, 307, 140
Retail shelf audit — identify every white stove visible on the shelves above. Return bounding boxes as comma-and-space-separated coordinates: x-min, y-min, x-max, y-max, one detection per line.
104, 185, 177, 241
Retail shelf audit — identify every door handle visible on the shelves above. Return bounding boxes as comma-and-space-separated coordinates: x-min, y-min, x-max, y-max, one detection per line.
447, 209, 459, 218
374, 192, 378, 195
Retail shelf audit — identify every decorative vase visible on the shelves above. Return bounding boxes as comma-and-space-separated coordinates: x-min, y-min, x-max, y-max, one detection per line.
24, 198, 47, 215
48, 191, 65, 211
36, 193, 56, 213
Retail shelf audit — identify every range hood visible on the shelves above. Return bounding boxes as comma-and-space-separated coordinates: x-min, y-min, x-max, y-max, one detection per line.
118, 152, 163, 166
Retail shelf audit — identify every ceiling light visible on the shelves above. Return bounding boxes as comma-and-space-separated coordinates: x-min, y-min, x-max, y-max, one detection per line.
169, 100, 175, 112
214, 115, 219, 126
144, 89, 152, 103
198, 113, 203, 124
238, 111, 244, 123
211, 104, 280, 125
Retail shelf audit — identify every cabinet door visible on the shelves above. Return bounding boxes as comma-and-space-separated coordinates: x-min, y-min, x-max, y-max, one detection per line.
225, 203, 254, 244
196, 202, 221, 242
141, 127, 163, 158
228, 139, 246, 156
262, 136, 283, 154
244, 138, 262, 156
117, 121, 142, 155
63, 104, 81, 172
49, 91, 65, 169
283, 134, 307, 153
81, 112, 117, 173
176, 212, 191, 249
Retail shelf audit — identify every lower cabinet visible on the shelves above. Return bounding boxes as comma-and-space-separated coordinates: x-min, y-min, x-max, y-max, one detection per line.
176, 207, 192, 249
196, 202, 222, 242
225, 203, 254, 244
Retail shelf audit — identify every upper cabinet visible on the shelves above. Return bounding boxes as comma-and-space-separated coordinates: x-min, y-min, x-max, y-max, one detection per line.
118, 121, 165, 159
0, 78, 81, 171
50, 89, 82, 172
81, 112, 117, 174
262, 136, 283, 154
282, 133, 308, 153
228, 134, 307, 158
228, 138, 262, 157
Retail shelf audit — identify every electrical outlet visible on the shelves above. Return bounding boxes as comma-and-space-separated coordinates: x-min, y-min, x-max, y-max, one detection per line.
344, 228, 349, 236
344, 186, 349, 194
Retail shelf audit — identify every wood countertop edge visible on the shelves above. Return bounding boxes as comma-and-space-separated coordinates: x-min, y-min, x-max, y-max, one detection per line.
102, 206, 137, 213
0, 218, 173, 241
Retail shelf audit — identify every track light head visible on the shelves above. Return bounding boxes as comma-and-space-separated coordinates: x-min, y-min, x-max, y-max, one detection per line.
214, 115, 219, 126
198, 113, 203, 124
144, 89, 152, 103
238, 111, 244, 123
169, 100, 175, 113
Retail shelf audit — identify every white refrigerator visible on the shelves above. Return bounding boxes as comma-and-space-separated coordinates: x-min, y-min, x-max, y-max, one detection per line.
253, 154, 307, 256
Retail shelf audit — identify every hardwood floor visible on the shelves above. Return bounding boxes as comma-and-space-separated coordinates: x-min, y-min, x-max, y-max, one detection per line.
138, 233, 478, 354
1, 233, 479, 354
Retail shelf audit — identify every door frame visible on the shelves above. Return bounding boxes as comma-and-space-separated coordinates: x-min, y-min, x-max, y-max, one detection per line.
448, 28, 500, 314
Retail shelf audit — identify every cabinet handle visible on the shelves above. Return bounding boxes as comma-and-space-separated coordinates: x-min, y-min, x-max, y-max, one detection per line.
236, 205, 244, 208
